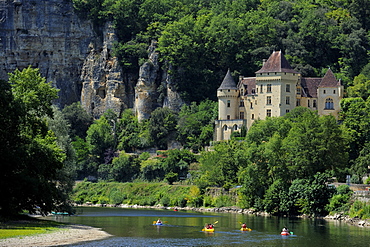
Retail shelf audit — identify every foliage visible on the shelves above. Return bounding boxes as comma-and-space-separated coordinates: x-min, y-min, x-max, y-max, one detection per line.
148, 107, 178, 149
0, 68, 73, 215
349, 201, 370, 219
62, 102, 93, 140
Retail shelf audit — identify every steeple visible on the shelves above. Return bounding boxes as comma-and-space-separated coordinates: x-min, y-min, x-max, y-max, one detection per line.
218, 69, 237, 90
255, 51, 298, 74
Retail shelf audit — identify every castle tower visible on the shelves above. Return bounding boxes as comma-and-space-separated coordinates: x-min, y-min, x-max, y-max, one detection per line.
317, 68, 343, 118
214, 70, 246, 141
253, 51, 300, 121
217, 69, 239, 120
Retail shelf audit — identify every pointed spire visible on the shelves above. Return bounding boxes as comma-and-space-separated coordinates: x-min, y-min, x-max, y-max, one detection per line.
319, 68, 340, 87
255, 51, 298, 74
218, 69, 237, 90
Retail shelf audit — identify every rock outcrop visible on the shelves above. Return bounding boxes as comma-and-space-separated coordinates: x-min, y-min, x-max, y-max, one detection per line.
0, 0, 94, 107
80, 23, 134, 119
0, 0, 183, 119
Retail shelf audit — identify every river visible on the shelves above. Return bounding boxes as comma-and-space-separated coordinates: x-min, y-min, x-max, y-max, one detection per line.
47, 207, 369, 246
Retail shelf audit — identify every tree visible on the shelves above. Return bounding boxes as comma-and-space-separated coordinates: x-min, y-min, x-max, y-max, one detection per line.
62, 102, 93, 140
0, 67, 72, 215
148, 107, 178, 149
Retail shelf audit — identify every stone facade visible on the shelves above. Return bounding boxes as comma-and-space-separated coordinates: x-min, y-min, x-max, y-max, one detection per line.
215, 51, 344, 141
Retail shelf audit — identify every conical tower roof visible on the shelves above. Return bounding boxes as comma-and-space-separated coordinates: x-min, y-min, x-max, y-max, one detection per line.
218, 69, 237, 90
255, 51, 298, 74
319, 68, 341, 87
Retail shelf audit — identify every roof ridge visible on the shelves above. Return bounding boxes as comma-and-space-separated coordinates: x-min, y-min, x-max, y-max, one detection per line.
218, 69, 237, 90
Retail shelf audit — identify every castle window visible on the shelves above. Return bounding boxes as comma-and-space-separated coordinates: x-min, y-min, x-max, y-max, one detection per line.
296, 99, 300, 106
267, 84, 272, 92
228, 89, 230, 92
250, 102, 253, 109
240, 112, 244, 119
333, 90, 336, 94
323, 90, 326, 94
308, 100, 310, 107
286, 109, 290, 113
260, 85, 263, 93
266, 96, 271, 105
251, 114, 255, 120
241, 88, 244, 95
252, 89, 256, 94
286, 96, 290, 105
325, 98, 334, 110
224, 125, 227, 131
313, 100, 317, 108
233, 125, 238, 130
266, 109, 271, 117
286, 84, 290, 92
227, 100, 230, 107
227, 115, 230, 120
297, 88, 301, 95
240, 100, 244, 107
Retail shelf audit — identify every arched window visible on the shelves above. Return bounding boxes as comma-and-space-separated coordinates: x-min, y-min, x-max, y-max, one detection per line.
233, 125, 238, 131
223, 125, 228, 131
325, 98, 334, 109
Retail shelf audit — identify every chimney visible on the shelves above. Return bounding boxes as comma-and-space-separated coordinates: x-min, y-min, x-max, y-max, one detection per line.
262, 59, 266, 66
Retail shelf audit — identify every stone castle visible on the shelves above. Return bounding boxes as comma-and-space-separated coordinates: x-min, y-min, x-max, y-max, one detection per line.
215, 51, 344, 141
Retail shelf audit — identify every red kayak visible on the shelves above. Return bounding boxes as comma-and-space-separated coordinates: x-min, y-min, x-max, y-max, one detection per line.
281, 231, 290, 235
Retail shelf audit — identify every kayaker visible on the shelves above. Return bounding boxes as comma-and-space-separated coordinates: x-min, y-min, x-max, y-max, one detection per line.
208, 224, 214, 229
241, 223, 247, 229
282, 227, 289, 233
157, 218, 162, 224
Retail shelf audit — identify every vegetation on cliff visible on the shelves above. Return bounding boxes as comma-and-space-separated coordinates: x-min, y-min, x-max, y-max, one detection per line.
73, 0, 370, 102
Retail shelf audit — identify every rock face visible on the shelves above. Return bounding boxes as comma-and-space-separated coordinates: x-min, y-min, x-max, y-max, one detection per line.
80, 23, 135, 119
0, 0, 95, 107
0, 0, 183, 119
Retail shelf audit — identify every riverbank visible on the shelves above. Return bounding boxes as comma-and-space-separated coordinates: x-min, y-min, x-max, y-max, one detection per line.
0, 224, 112, 247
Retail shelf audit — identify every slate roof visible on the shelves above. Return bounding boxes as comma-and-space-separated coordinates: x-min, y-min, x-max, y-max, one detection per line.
255, 51, 298, 74
218, 69, 237, 90
300, 78, 321, 98
319, 68, 340, 87
240, 77, 256, 95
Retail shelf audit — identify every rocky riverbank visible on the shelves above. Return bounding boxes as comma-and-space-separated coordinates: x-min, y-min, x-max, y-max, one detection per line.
0, 224, 112, 247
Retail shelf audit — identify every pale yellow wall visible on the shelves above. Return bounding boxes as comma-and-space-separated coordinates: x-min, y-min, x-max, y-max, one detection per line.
317, 87, 343, 118
217, 89, 239, 120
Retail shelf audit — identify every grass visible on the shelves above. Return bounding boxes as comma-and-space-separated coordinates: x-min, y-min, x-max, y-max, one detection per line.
0, 215, 65, 239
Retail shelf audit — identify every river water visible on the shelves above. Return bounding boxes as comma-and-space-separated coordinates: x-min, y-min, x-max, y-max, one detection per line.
47, 207, 369, 246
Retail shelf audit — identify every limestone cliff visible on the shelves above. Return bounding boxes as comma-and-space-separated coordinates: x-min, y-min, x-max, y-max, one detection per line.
0, 0, 94, 107
0, 0, 183, 119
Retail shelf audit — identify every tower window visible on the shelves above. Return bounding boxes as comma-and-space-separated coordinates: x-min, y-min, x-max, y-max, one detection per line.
240, 112, 244, 119
227, 115, 230, 120
240, 100, 244, 107
296, 99, 301, 106
251, 114, 254, 120
323, 90, 326, 94
227, 100, 230, 107
266, 96, 271, 105
286, 96, 290, 105
313, 100, 317, 108
297, 88, 301, 95
308, 100, 310, 107
260, 85, 263, 93
224, 125, 227, 131
286, 84, 290, 92
333, 90, 336, 94
266, 109, 271, 117
325, 98, 334, 109
267, 84, 271, 93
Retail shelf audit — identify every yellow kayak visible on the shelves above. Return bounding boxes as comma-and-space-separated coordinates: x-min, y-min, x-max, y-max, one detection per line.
202, 228, 215, 232
240, 228, 252, 231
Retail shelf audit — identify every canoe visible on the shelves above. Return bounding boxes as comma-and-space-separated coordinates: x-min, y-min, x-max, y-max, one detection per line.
202, 228, 215, 232
281, 231, 290, 235
240, 228, 252, 231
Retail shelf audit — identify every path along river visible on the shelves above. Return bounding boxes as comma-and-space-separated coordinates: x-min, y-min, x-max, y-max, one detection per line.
46, 207, 370, 246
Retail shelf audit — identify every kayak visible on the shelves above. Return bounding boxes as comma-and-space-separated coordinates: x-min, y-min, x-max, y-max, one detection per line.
202, 228, 215, 232
240, 228, 252, 231
154, 223, 163, 225
281, 231, 290, 235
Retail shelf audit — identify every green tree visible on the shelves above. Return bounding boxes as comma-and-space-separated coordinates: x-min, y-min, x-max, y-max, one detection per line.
62, 102, 93, 140
0, 67, 72, 215
148, 107, 178, 149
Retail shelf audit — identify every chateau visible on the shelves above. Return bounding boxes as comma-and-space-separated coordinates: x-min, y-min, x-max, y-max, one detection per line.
214, 51, 344, 141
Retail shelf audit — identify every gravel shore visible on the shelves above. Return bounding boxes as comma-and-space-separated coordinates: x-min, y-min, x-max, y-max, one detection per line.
0, 224, 112, 247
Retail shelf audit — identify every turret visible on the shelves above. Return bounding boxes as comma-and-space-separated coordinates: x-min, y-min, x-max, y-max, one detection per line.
217, 69, 239, 120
